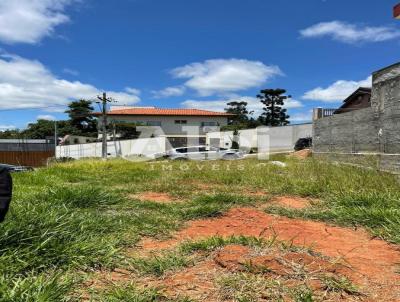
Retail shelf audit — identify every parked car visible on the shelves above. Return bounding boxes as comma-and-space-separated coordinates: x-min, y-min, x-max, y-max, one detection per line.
294, 137, 312, 151
0, 167, 12, 223
0, 164, 34, 173
166, 146, 245, 161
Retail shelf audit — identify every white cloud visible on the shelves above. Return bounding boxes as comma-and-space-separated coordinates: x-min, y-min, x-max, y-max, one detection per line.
302, 76, 372, 103
63, 68, 79, 76
182, 96, 302, 117
37, 114, 56, 120
152, 86, 186, 98
0, 0, 77, 44
171, 59, 283, 96
124, 87, 141, 95
0, 125, 16, 131
300, 21, 400, 44
0, 53, 141, 110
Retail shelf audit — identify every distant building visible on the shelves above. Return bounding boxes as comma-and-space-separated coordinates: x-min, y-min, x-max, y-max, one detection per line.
97, 106, 233, 147
313, 87, 372, 120
334, 87, 371, 114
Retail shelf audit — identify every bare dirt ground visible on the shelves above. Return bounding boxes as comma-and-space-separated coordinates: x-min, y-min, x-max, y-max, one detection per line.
138, 207, 400, 301
130, 191, 178, 203
271, 196, 312, 209
87, 196, 400, 301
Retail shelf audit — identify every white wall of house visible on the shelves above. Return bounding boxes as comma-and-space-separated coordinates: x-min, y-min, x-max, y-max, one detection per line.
107, 115, 229, 136
207, 124, 312, 152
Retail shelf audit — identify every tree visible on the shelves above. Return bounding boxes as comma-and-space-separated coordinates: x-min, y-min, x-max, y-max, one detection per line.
113, 123, 140, 140
225, 101, 252, 125
231, 129, 240, 149
0, 129, 21, 139
23, 120, 78, 139
65, 100, 97, 134
257, 89, 290, 126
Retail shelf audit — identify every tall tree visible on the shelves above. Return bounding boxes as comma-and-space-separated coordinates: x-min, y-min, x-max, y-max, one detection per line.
257, 89, 290, 126
65, 100, 97, 133
225, 101, 252, 125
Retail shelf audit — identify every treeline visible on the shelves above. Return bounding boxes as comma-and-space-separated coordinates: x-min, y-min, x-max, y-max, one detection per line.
0, 100, 97, 139
223, 88, 291, 130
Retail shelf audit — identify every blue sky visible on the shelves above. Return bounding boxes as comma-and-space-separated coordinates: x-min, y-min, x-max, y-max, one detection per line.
0, 0, 399, 130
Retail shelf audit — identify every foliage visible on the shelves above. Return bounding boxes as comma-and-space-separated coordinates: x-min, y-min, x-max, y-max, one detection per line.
65, 99, 97, 134
0, 100, 98, 140
257, 88, 290, 126
224, 101, 262, 130
225, 101, 252, 124
112, 123, 140, 140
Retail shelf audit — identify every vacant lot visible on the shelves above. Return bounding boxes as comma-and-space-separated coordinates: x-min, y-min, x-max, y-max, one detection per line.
1, 157, 399, 301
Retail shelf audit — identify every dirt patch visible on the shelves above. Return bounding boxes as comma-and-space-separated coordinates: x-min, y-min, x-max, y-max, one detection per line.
130, 192, 178, 203
112, 243, 363, 301
289, 149, 312, 159
140, 208, 400, 301
271, 196, 312, 210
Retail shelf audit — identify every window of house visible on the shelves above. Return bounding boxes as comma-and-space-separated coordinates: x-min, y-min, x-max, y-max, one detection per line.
201, 121, 219, 127
175, 120, 187, 124
146, 121, 161, 126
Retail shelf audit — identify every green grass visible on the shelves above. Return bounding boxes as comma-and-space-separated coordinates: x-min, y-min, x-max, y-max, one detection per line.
88, 284, 193, 302
0, 157, 399, 300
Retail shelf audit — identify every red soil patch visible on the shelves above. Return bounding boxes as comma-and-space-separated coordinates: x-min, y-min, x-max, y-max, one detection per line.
272, 196, 311, 209
141, 208, 400, 301
131, 192, 177, 203
289, 148, 312, 159
143, 260, 221, 301
138, 244, 361, 301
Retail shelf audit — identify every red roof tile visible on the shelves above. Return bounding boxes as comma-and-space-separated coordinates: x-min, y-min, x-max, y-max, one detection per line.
395, 3, 400, 19
100, 108, 234, 116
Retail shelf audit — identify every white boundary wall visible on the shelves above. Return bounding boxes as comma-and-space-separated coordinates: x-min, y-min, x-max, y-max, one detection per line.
56, 137, 166, 159
206, 124, 312, 152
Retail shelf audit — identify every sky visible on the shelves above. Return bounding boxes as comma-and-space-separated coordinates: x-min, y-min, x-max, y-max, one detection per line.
0, 0, 399, 130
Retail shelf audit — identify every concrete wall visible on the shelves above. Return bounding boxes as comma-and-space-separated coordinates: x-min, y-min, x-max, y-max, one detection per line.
313, 62, 400, 173
371, 63, 400, 154
107, 115, 229, 136
313, 107, 379, 153
57, 137, 166, 159
207, 123, 312, 152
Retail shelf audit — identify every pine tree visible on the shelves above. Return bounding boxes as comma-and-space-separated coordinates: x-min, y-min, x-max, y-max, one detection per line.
257, 89, 290, 126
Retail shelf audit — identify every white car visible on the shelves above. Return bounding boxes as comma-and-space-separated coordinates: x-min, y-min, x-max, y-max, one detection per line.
166, 146, 244, 161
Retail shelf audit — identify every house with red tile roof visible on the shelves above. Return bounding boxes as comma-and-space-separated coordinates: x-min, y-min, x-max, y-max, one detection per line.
100, 106, 234, 147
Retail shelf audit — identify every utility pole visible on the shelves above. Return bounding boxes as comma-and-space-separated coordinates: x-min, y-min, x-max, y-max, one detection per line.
97, 92, 113, 159
54, 120, 57, 158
